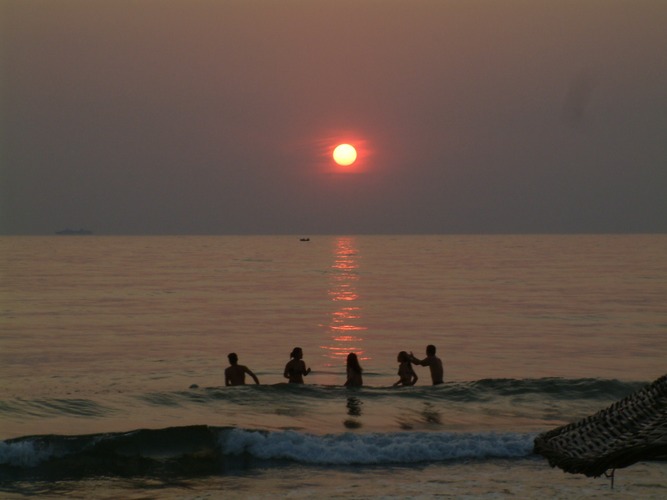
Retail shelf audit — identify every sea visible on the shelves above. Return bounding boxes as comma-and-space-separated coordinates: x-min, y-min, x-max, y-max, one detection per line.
1, 234, 665, 499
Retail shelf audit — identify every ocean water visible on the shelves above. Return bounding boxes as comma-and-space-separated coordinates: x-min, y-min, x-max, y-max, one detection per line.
1, 234, 666, 498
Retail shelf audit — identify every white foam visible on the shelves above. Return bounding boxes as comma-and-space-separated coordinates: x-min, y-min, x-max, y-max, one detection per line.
0, 441, 55, 467
221, 429, 535, 465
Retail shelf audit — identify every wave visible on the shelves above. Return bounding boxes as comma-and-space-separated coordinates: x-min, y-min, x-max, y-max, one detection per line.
0, 425, 535, 481
0, 377, 644, 422
210, 376, 643, 395
0, 398, 116, 418
144, 377, 645, 405
460, 377, 645, 401
1, 378, 649, 482
223, 427, 535, 464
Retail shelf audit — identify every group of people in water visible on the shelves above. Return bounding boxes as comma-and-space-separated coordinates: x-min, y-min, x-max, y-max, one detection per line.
224, 344, 444, 387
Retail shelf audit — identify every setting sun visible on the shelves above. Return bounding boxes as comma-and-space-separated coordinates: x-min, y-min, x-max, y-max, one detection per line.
332, 144, 357, 166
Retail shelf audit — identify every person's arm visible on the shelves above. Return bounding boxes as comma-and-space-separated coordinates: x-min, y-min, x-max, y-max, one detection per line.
224, 368, 232, 386
245, 366, 260, 384
409, 352, 426, 366
302, 361, 311, 376
284, 363, 290, 379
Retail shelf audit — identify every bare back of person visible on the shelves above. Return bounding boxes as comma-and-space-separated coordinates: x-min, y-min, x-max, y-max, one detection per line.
225, 353, 260, 386
424, 355, 444, 385
225, 364, 248, 386
345, 352, 363, 387
345, 366, 363, 387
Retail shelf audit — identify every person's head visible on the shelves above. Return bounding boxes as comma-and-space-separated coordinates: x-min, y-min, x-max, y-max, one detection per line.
397, 351, 409, 363
228, 352, 238, 365
290, 347, 303, 359
347, 352, 361, 371
426, 344, 436, 356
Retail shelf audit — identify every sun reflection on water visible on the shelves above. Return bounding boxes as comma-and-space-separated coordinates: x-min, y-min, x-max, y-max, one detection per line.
322, 237, 368, 367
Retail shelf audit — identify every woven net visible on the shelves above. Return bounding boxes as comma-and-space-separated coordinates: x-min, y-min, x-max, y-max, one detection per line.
533, 374, 667, 477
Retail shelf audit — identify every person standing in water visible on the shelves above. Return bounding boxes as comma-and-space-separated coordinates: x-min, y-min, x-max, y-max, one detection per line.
393, 351, 418, 386
284, 347, 311, 383
409, 344, 444, 385
225, 352, 260, 386
344, 352, 363, 387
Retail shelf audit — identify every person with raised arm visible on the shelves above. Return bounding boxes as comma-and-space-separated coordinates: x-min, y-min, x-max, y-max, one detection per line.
409, 344, 444, 385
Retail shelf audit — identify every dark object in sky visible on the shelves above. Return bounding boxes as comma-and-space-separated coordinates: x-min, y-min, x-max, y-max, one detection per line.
55, 228, 93, 235
534, 374, 667, 482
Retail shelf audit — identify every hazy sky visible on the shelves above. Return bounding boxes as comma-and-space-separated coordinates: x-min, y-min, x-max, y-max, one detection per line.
2, 0, 666, 235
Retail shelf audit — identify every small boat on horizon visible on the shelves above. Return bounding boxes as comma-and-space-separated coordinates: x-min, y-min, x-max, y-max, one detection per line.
55, 228, 93, 235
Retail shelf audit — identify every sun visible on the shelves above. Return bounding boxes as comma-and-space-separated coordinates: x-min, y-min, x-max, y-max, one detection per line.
333, 144, 357, 166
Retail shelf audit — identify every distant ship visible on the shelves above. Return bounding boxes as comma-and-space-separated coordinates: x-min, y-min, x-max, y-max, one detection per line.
55, 228, 93, 235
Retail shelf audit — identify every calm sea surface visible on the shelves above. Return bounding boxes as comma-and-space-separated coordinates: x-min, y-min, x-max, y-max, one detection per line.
1, 235, 666, 498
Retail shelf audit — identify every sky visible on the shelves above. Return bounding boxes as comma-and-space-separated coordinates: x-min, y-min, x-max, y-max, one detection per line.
2, 0, 666, 235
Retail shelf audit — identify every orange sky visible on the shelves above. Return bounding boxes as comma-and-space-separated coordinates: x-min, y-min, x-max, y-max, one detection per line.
2, 0, 666, 234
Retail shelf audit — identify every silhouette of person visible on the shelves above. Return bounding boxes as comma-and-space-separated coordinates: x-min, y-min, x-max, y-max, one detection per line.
284, 347, 311, 383
409, 344, 444, 385
225, 352, 260, 386
344, 352, 363, 387
393, 351, 418, 386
